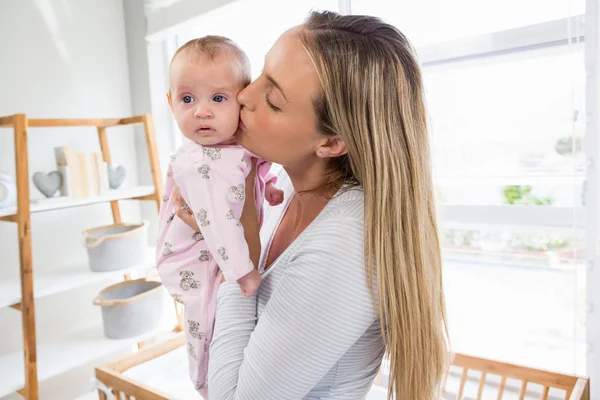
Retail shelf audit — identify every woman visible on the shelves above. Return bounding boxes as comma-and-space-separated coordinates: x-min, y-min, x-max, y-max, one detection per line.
175, 9, 448, 400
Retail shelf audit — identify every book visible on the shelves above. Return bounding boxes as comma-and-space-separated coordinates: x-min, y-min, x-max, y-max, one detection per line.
55, 147, 109, 198
77, 153, 89, 197
55, 146, 82, 198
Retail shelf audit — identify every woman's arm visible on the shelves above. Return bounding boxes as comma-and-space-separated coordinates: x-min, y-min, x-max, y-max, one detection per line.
208, 213, 379, 399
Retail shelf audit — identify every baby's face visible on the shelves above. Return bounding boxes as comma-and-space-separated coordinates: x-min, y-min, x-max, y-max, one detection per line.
169, 53, 244, 146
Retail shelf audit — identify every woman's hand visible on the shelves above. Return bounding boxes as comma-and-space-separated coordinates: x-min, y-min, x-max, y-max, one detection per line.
240, 159, 261, 277
172, 184, 200, 232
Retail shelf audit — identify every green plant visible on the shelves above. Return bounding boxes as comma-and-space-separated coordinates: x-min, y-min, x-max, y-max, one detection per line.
502, 185, 554, 205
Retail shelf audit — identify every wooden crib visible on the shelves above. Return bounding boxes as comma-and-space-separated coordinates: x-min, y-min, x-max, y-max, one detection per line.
95, 335, 590, 400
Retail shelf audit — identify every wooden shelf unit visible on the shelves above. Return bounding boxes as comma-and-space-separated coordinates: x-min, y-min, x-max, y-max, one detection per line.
0, 114, 174, 400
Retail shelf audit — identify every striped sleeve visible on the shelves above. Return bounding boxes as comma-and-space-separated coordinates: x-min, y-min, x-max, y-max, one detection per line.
207, 215, 377, 399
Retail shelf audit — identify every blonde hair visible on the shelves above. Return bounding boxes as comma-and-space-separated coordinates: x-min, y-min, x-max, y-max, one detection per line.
169, 35, 251, 88
298, 10, 449, 400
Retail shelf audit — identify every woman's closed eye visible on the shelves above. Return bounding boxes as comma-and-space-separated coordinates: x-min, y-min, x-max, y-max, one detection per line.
265, 93, 281, 112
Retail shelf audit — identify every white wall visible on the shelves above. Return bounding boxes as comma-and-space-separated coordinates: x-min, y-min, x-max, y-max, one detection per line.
123, 0, 163, 245
0, 0, 144, 398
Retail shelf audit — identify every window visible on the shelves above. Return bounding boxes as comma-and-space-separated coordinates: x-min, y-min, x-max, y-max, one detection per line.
352, 0, 588, 381
351, 0, 585, 46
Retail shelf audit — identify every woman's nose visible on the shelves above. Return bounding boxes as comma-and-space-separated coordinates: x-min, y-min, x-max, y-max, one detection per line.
238, 83, 255, 112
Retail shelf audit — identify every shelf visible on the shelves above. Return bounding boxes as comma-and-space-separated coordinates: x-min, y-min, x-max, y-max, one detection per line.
0, 324, 176, 398
0, 247, 157, 309
0, 185, 156, 219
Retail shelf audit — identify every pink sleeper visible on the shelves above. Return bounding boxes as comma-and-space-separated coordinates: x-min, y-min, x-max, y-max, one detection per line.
156, 140, 271, 397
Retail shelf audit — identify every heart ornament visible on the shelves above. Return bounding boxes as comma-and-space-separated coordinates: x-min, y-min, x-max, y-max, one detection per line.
33, 171, 63, 198
107, 165, 126, 189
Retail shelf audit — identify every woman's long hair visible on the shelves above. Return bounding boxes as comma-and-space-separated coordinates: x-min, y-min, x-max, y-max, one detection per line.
298, 10, 449, 400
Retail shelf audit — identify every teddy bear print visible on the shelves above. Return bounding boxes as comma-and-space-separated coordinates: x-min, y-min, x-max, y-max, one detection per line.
171, 293, 185, 305
229, 184, 245, 201
162, 195, 169, 203
188, 342, 196, 360
241, 156, 249, 168
188, 319, 206, 339
162, 242, 173, 257
192, 231, 204, 241
203, 147, 221, 161
199, 250, 209, 262
167, 170, 172, 178
204, 342, 210, 352
170, 153, 177, 162
196, 209, 210, 227
179, 271, 200, 291
167, 212, 175, 223
196, 381, 206, 391
218, 247, 229, 262
198, 164, 210, 179
226, 209, 241, 227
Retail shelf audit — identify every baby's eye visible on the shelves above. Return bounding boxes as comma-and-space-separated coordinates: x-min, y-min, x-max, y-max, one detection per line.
183, 95, 194, 103
213, 95, 225, 103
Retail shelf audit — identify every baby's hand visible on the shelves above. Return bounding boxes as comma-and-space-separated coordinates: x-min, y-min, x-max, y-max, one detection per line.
237, 269, 261, 297
265, 181, 284, 206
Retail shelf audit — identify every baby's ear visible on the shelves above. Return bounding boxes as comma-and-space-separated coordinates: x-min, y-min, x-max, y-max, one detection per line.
166, 91, 173, 110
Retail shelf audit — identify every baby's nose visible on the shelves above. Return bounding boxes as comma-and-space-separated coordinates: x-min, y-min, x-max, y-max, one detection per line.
194, 104, 213, 118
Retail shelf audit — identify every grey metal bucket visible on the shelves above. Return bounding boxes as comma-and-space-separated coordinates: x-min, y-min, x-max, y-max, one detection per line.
93, 279, 164, 339
82, 221, 149, 272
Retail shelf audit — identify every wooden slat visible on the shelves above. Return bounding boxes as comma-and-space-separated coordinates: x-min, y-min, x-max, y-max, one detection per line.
98, 389, 108, 400
540, 386, 549, 400
0, 214, 17, 222
9, 302, 22, 311
97, 126, 121, 223
142, 114, 163, 209
15, 114, 39, 400
452, 353, 578, 391
519, 381, 528, 400
0, 115, 14, 127
497, 376, 507, 400
119, 116, 146, 125
457, 368, 468, 400
476, 372, 487, 400
28, 118, 121, 127
95, 367, 171, 400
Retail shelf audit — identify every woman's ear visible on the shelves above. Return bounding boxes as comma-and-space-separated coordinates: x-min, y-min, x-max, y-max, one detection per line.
316, 136, 348, 158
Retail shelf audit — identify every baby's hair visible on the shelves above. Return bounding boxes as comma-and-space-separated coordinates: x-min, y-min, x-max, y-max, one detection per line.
169, 36, 251, 87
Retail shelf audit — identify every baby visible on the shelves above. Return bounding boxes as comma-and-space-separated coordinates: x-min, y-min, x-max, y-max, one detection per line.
155, 36, 282, 397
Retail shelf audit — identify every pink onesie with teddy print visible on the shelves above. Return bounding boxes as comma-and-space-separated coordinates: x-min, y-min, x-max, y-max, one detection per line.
156, 140, 272, 397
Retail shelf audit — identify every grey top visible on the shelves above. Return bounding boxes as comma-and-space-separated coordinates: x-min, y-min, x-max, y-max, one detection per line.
208, 171, 385, 399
